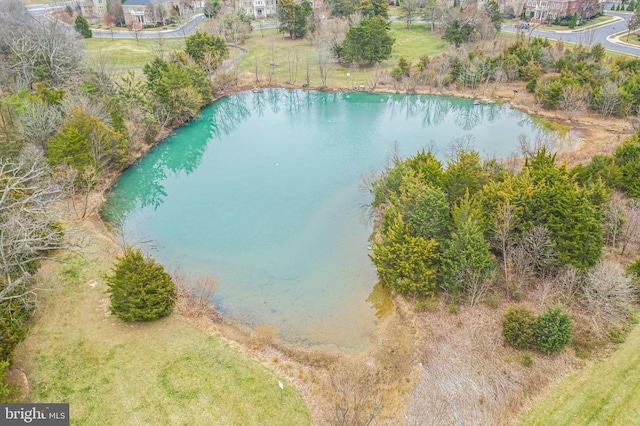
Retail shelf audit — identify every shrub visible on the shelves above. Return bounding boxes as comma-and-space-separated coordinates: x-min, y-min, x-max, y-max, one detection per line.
526, 79, 537, 93
105, 247, 176, 322
581, 260, 637, 337
502, 305, 537, 349
535, 305, 572, 354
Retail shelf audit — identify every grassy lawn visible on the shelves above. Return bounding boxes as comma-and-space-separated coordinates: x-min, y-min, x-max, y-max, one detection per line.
237, 22, 446, 88
518, 322, 640, 425
14, 231, 310, 425
388, 23, 447, 60
82, 38, 186, 68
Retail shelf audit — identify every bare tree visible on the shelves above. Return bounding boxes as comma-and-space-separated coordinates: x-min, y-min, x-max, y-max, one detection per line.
329, 359, 383, 426
317, 43, 335, 88
399, 0, 421, 29
627, 14, 638, 42
286, 46, 299, 84
603, 191, 626, 248
0, 0, 84, 90
597, 81, 622, 118
620, 200, 640, 255
17, 101, 62, 151
559, 85, 588, 120
491, 203, 516, 290
581, 260, 637, 337
0, 148, 65, 305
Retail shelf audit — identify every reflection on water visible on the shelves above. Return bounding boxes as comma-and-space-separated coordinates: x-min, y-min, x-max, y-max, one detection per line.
102, 89, 549, 348
366, 282, 395, 319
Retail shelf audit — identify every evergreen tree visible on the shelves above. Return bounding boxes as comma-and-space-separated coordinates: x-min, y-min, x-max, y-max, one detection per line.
442, 18, 474, 47
535, 305, 572, 354
441, 149, 489, 205
440, 195, 496, 299
278, 0, 313, 39
370, 207, 440, 297
105, 247, 176, 322
74, 15, 93, 38
46, 127, 93, 170
203, 0, 221, 18
484, 0, 503, 34
406, 186, 451, 245
185, 31, 229, 72
334, 17, 394, 65
569, 12, 577, 29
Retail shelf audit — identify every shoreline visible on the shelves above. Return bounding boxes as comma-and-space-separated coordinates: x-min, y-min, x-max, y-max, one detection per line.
89, 77, 634, 352
78, 80, 634, 424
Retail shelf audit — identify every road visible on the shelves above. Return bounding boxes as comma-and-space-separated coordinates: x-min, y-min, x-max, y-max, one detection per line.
28, 1, 640, 56
27, 3, 277, 39
502, 8, 640, 56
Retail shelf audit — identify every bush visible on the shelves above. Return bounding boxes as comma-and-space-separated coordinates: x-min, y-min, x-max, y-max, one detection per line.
526, 79, 537, 93
502, 305, 537, 349
105, 247, 176, 322
535, 305, 572, 354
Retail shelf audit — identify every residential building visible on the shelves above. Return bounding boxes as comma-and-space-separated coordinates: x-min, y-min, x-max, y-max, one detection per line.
238, 0, 276, 18
122, 0, 181, 25
80, 0, 108, 19
524, 0, 580, 22
237, 0, 324, 19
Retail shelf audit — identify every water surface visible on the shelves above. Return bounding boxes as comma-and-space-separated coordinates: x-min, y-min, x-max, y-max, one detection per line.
103, 89, 549, 348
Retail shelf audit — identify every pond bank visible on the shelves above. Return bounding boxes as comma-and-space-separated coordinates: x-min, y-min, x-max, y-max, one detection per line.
60, 79, 636, 424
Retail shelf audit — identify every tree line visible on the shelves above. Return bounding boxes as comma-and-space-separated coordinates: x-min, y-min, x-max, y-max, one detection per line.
0, 0, 230, 391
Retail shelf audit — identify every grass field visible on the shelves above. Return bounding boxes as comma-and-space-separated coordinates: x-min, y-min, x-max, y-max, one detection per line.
237, 22, 447, 88
14, 228, 310, 425
82, 38, 187, 68
518, 321, 640, 425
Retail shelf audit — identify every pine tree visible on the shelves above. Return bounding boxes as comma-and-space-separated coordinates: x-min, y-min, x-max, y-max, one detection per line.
46, 127, 93, 170
440, 195, 496, 301
74, 15, 93, 38
370, 207, 440, 297
105, 247, 176, 322
535, 305, 572, 354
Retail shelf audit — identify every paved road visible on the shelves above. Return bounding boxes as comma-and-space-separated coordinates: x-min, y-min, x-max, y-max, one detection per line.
29, 1, 640, 56
28, 2, 277, 39
503, 8, 640, 56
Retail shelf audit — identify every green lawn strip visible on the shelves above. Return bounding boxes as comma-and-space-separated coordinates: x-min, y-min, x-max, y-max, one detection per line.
15, 255, 310, 425
82, 38, 186, 68
534, 15, 615, 33
518, 322, 640, 425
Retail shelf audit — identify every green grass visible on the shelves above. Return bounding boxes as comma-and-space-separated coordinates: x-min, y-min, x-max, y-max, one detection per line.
388, 23, 447, 61
237, 22, 447, 88
82, 38, 186, 68
535, 15, 614, 32
518, 321, 640, 425
14, 252, 311, 425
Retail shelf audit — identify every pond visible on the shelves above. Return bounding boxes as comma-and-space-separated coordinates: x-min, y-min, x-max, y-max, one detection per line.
102, 89, 553, 348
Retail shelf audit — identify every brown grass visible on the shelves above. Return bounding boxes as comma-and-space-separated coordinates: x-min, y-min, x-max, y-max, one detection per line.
404, 300, 581, 425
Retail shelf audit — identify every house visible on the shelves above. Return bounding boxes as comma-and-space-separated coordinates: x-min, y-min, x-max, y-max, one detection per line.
80, 0, 108, 19
238, 0, 277, 18
122, 0, 181, 25
237, 0, 323, 20
524, 0, 581, 22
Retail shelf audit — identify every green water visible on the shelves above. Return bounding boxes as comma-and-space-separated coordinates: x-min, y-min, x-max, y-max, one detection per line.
103, 89, 550, 348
